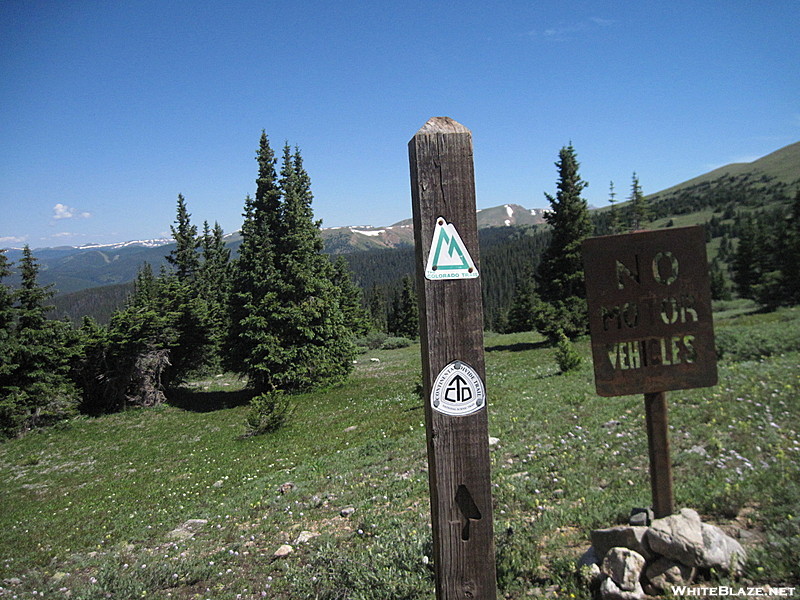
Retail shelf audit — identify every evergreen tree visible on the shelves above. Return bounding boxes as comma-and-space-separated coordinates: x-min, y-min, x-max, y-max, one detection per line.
225, 131, 283, 385
732, 215, 759, 299
99, 264, 174, 410
161, 196, 216, 384
266, 144, 355, 390
367, 284, 388, 333
16, 245, 53, 331
535, 144, 593, 340
709, 259, 731, 301
198, 220, 231, 366
72, 316, 111, 414
0, 250, 19, 434
780, 189, 800, 305
504, 274, 537, 333
1, 246, 79, 436
388, 275, 418, 339
159, 274, 210, 386
751, 211, 785, 309
331, 256, 371, 338
226, 134, 355, 393
629, 172, 649, 231
0, 250, 14, 335
132, 262, 159, 307
166, 193, 200, 279
608, 181, 622, 235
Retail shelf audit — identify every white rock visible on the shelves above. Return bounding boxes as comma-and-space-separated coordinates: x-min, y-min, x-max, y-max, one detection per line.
294, 531, 320, 544
167, 519, 208, 540
645, 557, 694, 591
646, 508, 705, 567
591, 526, 655, 562
600, 575, 645, 600
602, 547, 645, 592
700, 523, 747, 573
273, 544, 293, 558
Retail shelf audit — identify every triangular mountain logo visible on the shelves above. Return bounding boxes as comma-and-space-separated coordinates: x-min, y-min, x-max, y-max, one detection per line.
425, 217, 479, 280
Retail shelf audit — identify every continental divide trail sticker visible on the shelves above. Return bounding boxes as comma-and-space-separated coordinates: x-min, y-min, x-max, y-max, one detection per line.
430, 360, 486, 417
425, 217, 479, 280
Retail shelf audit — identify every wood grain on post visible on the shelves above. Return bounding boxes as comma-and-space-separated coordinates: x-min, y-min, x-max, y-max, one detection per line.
644, 391, 675, 518
409, 117, 497, 600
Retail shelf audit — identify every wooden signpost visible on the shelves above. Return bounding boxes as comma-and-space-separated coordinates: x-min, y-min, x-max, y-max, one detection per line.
582, 226, 718, 517
409, 117, 497, 599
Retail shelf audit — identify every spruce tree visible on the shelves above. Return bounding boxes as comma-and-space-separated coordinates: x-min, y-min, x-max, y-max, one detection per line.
102, 263, 174, 410
367, 284, 388, 333
608, 181, 622, 235
16, 245, 53, 331
732, 215, 759, 299
388, 275, 419, 340
709, 259, 731, 301
535, 144, 593, 340
629, 172, 649, 231
198, 220, 231, 366
331, 256, 371, 338
267, 144, 355, 390
0, 250, 14, 336
504, 274, 537, 333
227, 134, 355, 393
1, 246, 79, 436
225, 132, 283, 390
157, 195, 213, 384
780, 189, 800, 305
0, 250, 20, 434
166, 194, 200, 279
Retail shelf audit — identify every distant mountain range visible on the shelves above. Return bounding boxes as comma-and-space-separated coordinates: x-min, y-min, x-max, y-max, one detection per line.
2, 203, 548, 294
322, 203, 548, 253
3, 139, 799, 300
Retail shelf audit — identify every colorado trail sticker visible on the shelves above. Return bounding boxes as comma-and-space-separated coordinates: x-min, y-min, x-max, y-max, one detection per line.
425, 217, 479, 280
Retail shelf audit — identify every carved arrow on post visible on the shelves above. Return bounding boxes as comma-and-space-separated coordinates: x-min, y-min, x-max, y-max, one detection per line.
455, 484, 482, 541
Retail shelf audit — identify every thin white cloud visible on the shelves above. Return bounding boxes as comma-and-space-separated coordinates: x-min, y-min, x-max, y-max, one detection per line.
0, 235, 27, 246
531, 17, 615, 41
543, 22, 587, 40
52, 203, 91, 220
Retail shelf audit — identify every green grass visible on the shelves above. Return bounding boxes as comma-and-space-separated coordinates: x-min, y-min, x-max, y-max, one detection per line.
1, 311, 799, 599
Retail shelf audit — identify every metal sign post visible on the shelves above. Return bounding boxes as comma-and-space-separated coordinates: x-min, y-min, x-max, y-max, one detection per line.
582, 226, 718, 517
409, 117, 497, 600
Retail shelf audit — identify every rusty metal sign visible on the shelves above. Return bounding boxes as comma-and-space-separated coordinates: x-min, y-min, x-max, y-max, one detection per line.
582, 226, 718, 396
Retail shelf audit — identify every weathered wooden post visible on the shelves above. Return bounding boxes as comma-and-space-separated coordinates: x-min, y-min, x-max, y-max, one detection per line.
409, 117, 497, 599
644, 391, 674, 517
582, 226, 718, 518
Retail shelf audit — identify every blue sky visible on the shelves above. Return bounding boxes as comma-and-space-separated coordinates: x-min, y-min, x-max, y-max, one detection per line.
1, 1, 798, 248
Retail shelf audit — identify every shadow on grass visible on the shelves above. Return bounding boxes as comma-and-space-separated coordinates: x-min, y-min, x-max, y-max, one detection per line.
485, 340, 550, 353
168, 387, 253, 413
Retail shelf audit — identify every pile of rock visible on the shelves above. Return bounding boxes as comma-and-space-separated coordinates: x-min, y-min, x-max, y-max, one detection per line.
579, 508, 746, 599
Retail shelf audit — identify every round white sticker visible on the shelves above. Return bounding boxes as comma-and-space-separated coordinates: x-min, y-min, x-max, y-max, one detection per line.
430, 360, 486, 417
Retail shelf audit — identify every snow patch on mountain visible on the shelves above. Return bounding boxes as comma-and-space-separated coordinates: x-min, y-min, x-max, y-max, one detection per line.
78, 238, 173, 250
351, 228, 385, 237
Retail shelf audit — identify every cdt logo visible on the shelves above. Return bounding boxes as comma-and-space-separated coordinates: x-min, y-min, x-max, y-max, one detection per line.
430, 361, 486, 417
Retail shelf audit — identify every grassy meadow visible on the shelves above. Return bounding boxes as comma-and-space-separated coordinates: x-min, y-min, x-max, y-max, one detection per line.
1, 304, 799, 599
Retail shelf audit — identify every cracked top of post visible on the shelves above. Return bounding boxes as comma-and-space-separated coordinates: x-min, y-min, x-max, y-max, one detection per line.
415, 116, 471, 135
